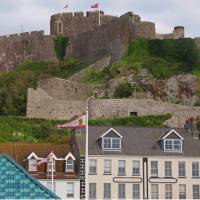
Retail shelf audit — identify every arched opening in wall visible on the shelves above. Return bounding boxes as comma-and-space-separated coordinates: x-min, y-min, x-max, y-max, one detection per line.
58, 22, 62, 33
130, 112, 138, 117
75, 88, 78, 95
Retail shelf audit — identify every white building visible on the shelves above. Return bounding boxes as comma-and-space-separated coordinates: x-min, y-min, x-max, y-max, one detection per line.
76, 120, 200, 199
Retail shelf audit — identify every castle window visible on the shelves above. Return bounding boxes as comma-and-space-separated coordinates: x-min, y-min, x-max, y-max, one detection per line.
58, 22, 62, 33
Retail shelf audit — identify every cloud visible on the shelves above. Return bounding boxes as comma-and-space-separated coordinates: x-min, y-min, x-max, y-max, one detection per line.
0, 0, 200, 37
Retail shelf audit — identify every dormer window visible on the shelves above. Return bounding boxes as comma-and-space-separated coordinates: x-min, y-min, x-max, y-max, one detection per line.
66, 159, 74, 172
161, 130, 184, 152
101, 128, 123, 151
29, 158, 37, 172
65, 152, 76, 172
47, 159, 56, 172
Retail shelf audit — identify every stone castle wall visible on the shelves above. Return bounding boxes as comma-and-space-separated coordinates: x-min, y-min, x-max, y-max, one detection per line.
0, 31, 56, 71
27, 84, 200, 127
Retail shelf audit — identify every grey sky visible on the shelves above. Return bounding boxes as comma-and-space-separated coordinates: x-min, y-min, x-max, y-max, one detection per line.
0, 0, 200, 37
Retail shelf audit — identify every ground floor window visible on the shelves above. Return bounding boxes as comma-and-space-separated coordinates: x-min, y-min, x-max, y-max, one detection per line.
89, 183, 96, 199
104, 183, 111, 199
67, 182, 74, 198
132, 184, 140, 199
165, 184, 172, 199
118, 183, 125, 199
151, 184, 158, 199
179, 184, 186, 199
193, 185, 200, 199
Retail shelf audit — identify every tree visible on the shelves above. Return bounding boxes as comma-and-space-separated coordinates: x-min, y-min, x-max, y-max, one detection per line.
53, 36, 69, 62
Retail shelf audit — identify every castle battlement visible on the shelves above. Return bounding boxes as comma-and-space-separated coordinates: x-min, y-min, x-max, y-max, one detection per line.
0, 30, 45, 40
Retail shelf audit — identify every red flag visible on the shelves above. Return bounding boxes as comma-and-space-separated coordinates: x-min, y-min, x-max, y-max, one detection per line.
91, 3, 99, 9
57, 114, 86, 129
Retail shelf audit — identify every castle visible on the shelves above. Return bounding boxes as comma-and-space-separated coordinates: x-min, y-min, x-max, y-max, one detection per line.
0, 11, 187, 71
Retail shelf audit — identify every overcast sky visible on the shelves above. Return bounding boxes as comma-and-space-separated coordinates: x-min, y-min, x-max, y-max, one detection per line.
0, 0, 200, 37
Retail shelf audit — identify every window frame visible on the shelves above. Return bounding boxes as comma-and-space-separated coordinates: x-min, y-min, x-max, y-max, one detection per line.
165, 161, 172, 177
104, 159, 112, 175
102, 137, 121, 150
47, 181, 56, 193
89, 183, 96, 199
66, 158, 74, 172
178, 161, 186, 177
47, 158, 56, 172
165, 184, 172, 199
179, 184, 186, 199
192, 162, 199, 177
132, 160, 140, 176
132, 184, 140, 199
66, 182, 74, 198
193, 185, 200, 199
151, 161, 158, 177
164, 139, 182, 152
104, 183, 111, 199
89, 159, 97, 175
118, 160, 126, 176
118, 183, 126, 199
28, 158, 37, 172
151, 184, 159, 199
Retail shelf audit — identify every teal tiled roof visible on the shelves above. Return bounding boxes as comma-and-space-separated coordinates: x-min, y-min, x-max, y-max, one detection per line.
0, 154, 59, 199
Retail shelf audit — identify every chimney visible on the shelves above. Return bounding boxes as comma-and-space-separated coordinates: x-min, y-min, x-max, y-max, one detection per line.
184, 117, 199, 140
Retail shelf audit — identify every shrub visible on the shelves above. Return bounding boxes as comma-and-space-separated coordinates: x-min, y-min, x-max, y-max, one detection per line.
114, 82, 133, 98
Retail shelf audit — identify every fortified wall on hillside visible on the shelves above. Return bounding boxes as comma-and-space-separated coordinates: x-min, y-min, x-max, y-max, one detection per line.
27, 78, 200, 128
0, 11, 187, 71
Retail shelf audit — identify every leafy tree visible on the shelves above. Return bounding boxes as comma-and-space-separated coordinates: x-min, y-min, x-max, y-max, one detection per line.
53, 36, 69, 61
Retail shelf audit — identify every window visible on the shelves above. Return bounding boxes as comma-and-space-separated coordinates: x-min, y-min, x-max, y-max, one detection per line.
118, 184, 125, 199
193, 185, 200, 199
164, 139, 182, 152
132, 161, 140, 176
47, 181, 56, 193
58, 22, 62, 33
179, 184, 186, 199
47, 159, 56, 172
165, 161, 172, 177
104, 160, 111, 174
89, 183, 96, 199
192, 162, 199, 177
102, 138, 121, 150
165, 184, 172, 199
66, 159, 74, 172
118, 160, 126, 175
151, 161, 158, 177
104, 183, 111, 199
178, 161, 185, 177
132, 184, 140, 199
89, 159, 97, 174
29, 158, 37, 172
67, 182, 74, 198
151, 184, 158, 199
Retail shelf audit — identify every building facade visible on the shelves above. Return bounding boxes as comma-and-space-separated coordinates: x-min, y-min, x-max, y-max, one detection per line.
76, 123, 200, 199
0, 143, 80, 199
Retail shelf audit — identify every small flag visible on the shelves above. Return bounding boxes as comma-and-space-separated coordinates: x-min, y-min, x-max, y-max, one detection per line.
57, 114, 86, 129
91, 3, 99, 9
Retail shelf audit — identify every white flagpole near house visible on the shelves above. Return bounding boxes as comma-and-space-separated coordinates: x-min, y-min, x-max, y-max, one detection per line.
85, 98, 89, 200
50, 155, 54, 192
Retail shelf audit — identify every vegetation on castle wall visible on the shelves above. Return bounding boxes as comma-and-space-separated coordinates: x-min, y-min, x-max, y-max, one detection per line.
0, 59, 84, 116
113, 82, 133, 98
89, 114, 172, 127
0, 116, 70, 143
53, 36, 69, 61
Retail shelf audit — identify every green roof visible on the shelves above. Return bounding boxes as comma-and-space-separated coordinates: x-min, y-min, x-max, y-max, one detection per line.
0, 154, 59, 199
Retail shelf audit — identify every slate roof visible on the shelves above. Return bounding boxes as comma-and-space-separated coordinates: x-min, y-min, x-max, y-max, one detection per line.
77, 126, 200, 157
0, 154, 59, 199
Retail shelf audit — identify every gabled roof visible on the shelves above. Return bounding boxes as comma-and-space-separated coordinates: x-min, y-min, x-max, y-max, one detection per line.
161, 129, 184, 140
77, 126, 200, 157
27, 152, 40, 160
47, 152, 58, 160
65, 152, 76, 160
0, 154, 59, 199
100, 128, 123, 138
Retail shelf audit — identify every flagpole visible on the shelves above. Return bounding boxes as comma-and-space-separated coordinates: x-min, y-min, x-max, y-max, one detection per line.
51, 155, 54, 192
98, 2, 101, 26
85, 98, 89, 200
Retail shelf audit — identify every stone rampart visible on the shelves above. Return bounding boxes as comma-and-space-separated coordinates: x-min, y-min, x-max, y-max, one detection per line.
27, 83, 200, 127
0, 31, 56, 71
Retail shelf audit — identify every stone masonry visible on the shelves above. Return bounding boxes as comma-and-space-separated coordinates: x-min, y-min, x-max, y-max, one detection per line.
0, 11, 186, 71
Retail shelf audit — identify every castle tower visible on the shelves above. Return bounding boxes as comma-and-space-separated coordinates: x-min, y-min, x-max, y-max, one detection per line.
50, 11, 117, 37
173, 26, 185, 39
